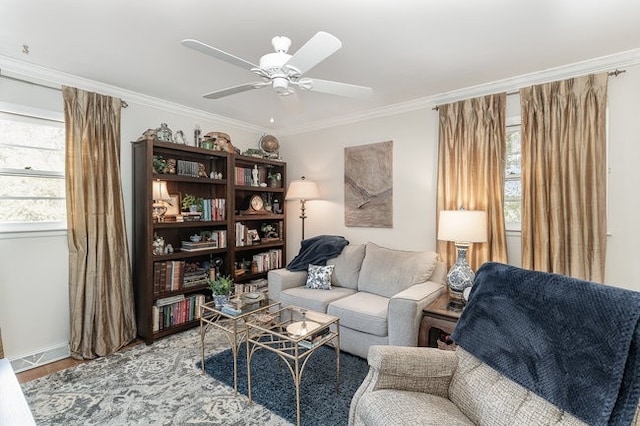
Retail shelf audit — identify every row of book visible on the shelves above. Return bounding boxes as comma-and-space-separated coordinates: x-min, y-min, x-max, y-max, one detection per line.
251, 249, 283, 273
200, 198, 226, 221
234, 166, 259, 186
176, 159, 202, 177
153, 261, 209, 294
152, 293, 206, 332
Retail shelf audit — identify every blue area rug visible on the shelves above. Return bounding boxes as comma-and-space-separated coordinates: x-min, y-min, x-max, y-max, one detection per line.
199, 344, 368, 425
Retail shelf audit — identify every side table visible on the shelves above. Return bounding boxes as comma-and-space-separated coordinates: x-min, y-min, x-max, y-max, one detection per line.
418, 292, 462, 348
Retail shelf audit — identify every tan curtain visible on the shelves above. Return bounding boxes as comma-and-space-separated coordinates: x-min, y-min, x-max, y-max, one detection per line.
436, 93, 508, 270
63, 86, 136, 359
520, 74, 608, 282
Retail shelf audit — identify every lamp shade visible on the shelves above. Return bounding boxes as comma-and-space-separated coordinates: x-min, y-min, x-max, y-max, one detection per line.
152, 180, 171, 201
285, 177, 320, 201
438, 210, 487, 243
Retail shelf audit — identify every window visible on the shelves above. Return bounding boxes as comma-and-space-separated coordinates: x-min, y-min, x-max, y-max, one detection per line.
504, 125, 521, 231
0, 108, 66, 232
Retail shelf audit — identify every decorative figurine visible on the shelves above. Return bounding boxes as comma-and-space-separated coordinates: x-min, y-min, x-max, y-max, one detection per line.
156, 123, 173, 142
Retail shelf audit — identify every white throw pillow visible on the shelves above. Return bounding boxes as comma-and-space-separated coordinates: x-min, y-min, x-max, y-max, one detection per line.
305, 264, 335, 290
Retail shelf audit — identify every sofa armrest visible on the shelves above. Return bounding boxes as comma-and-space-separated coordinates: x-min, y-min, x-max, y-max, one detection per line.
388, 281, 444, 347
349, 345, 457, 425
267, 268, 307, 302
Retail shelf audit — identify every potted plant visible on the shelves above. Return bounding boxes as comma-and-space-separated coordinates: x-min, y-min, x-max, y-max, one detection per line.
267, 171, 281, 187
181, 193, 202, 213
209, 275, 233, 307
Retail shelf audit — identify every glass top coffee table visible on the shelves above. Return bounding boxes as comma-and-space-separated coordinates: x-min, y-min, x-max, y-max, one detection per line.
245, 306, 341, 426
199, 293, 280, 395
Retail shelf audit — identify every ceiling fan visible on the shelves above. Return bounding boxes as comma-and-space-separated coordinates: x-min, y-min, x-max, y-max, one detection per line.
181, 32, 373, 100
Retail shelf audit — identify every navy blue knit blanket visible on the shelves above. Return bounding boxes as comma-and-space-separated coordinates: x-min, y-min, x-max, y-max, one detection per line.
452, 262, 640, 426
286, 235, 349, 272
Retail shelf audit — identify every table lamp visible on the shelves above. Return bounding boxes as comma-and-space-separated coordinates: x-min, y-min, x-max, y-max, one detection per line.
438, 209, 487, 310
152, 180, 171, 222
285, 176, 320, 240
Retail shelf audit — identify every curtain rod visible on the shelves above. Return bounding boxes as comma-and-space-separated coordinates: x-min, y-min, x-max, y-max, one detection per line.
0, 70, 128, 108
432, 68, 627, 111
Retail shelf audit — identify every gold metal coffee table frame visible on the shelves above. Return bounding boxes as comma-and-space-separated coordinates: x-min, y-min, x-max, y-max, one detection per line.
245, 306, 341, 426
199, 297, 280, 395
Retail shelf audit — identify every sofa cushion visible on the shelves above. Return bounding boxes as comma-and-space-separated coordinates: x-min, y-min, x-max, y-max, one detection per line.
357, 242, 438, 298
327, 243, 365, 290
305, 264, 334, 289
280, 286, 357, 314
328, 292, 389, 337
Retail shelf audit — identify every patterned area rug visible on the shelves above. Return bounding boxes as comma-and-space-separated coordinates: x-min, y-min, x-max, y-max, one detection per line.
20, 328, 292, 425
201, 343, 369, 426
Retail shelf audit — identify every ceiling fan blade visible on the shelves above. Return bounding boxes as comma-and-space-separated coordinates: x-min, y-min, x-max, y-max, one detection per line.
283, 31, 342, 75
182, 38, 258, 71
300, 78, 373, 99
203, 82, 269, 99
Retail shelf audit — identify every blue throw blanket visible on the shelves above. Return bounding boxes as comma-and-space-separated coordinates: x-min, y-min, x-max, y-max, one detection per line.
286, 235, 349, 272
452, 262, 640, 426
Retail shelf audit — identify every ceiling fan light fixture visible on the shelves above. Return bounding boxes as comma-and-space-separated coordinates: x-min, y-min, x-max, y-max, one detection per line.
272, 77, 293, 95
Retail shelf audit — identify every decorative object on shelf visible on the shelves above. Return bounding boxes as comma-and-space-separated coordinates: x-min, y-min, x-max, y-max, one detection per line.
259, 134, 280, 159
261, 223, 279, 239
198, 163, 208, 177
173, 130, 186, 144
251, 165, 259, 186
152, 233, 165, 255
137, 128, 157, 142
242, 194, 266, 214
152, 155, 168, 173
286, 176, 320, 240
181, 193, 203, 213
152, 180, 171, 222
272, 198, 281, 214
209, 275, 233, 308
243, 148, 266, 158
437, 208, 487, 311
156, 123, 173, 142
166, 158, 176, 174
267, 170, 282, 187
193, 124, 201, 147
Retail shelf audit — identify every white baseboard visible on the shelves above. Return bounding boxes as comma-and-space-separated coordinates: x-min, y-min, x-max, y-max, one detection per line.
9, 343, 70, 373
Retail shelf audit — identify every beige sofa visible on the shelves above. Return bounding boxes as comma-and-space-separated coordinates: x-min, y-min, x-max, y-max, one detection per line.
267, 242, 445, 358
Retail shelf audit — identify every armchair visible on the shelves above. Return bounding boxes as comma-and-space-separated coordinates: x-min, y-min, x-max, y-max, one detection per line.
350, 263, 640, 425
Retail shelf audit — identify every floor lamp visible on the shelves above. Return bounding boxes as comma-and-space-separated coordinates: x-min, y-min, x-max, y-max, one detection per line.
285, 176, 320, 240
437, 209, 487, 311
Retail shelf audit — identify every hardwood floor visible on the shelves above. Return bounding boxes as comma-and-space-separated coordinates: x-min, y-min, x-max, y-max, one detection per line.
15, 339, 143, 384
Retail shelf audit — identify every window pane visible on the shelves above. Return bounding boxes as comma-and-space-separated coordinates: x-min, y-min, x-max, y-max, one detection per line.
0, 113, 65, 172
0, 199, 66, 223
504, 200, 521, 226
504, 179, 521, 200
0, 175, 65, 197
505, 130, 521, 176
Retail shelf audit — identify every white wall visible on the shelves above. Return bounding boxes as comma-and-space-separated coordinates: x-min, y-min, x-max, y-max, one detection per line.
280, 64, 640, 293
280, 107, 440, 256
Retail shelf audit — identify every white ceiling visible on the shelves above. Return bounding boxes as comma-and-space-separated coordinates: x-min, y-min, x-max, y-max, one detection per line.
1, 0, 640, 132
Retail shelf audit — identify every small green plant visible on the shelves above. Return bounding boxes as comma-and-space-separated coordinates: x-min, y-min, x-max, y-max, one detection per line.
209, 275, 233, 295
181, 193, 202, 212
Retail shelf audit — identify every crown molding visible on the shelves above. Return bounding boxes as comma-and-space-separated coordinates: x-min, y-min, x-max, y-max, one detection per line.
278, 48, 640, 136
0, 55, 269, 134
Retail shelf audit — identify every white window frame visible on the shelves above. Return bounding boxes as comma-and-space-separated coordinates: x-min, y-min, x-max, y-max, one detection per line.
504, 122, 522, 233
0, 102, 66, 235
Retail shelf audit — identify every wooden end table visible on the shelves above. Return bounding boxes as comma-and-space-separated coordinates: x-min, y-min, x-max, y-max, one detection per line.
418, 292, 462, 348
